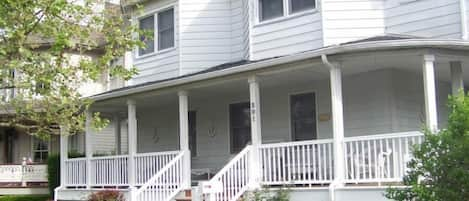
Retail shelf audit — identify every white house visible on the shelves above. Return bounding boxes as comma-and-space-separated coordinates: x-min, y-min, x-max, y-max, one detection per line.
56, 0, 469, 201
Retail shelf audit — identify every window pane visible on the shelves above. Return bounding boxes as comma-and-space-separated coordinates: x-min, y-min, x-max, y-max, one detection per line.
139, 15, 155, 55
158, 9, 174, 50
290, 93, 317, 141
260, 0, 284, 21
290, 0, 315, 14
230, 102, 251, 153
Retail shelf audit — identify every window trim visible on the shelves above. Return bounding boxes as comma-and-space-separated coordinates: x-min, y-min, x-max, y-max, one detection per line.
288, 91, 319, 142
255, 0, 318, 25
31, 136, 50, 163
136, 5, 176, 58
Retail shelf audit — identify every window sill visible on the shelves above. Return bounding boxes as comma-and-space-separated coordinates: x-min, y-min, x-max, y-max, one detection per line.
254, 9, 318, 28
135, 47, 176, 60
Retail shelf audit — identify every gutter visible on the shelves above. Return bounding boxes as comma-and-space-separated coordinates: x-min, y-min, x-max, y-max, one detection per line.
461, 0, 468, 40
91, 39, 469, 101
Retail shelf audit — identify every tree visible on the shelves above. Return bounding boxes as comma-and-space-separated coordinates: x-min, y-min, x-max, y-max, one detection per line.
386, 92, 469, 201
0, 0, 145, 138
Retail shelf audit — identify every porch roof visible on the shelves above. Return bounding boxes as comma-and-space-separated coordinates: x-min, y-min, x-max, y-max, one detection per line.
91, 34, 469, 101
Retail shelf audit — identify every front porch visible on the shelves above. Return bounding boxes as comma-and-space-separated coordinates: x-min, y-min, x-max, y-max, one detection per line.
58, 49, 467, 201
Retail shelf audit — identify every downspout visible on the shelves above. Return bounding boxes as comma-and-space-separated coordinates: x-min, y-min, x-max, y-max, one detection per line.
461, 0, 468, 40
321, 54, 343, 201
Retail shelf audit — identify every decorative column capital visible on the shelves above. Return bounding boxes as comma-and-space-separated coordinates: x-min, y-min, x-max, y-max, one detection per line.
248, 75, 258, 84
127, 99, 136, 106
178, 90, 188, 97
423, 54, 435, 62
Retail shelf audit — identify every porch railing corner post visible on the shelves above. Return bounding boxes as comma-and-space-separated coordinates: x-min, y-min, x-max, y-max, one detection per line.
59, 126, 69, 187
129, 186, 137, 201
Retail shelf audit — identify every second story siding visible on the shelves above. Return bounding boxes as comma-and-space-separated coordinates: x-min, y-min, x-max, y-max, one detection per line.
249, 0, 323, 60
321, 0, 385, 45
125, 0, 468, 86
385, 0, 463, 38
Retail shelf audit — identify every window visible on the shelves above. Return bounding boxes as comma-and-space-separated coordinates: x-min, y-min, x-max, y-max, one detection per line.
290, 93, 317, 141
138, 8, 175, 56
189, 111, 197, 157
32, 137, 49, 163
290, 0, 315, 14
158, 9, 175, 50
138, 15, 155, 56
258, 0, 316, 22
259, 0, 284, 22
229, 102, 251, 153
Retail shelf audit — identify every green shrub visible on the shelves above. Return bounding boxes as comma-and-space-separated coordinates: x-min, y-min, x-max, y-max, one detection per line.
0, 195, 50, 201
47, 154, 60, 198
88, 190, 124, 201
241, 187, 290, 201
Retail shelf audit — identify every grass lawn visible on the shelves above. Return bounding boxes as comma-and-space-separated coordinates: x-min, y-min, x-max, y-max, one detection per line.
0, 195, 50, 201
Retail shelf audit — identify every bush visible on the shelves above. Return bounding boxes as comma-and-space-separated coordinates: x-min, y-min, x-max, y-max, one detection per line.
47, 154, 60, 198
0, 195, 50, 201
386, 92, 469, 200
241, 187, 290, 201
88, 190, 124, 201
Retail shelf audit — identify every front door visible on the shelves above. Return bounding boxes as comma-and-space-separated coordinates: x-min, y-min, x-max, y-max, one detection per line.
229, 102, 251, 154
5, 128, 15, 163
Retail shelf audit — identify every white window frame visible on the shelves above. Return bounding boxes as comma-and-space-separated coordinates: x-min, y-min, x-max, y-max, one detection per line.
136, 5, 176, 58
255, 0, 318, 25
31, 136, 50, 163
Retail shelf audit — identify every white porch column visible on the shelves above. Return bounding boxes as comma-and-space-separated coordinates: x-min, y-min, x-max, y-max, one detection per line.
248, 76, 262, 188
450, 61, 464, 95
329, 64, 346, 184
114, 115, 122, 155
422, 55, 438, 131
85, 111, 93, 189
59, 127, 69, 187
127, 100, 137, 187
178, 91, 191, 189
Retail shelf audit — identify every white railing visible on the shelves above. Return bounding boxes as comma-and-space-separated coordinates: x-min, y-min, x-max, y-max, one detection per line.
135, 151, 179, 185
134, 150, 186, 201
260, 139, 334, 185
344, 131, 424, 183
0, 164, 47, 184
208, 145, 251, 201
65, 158, 87, 186
90, 155, 129, 186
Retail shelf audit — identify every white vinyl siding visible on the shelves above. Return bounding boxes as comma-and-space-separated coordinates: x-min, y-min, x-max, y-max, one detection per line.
321, 0, 385, 45
179, 0, 250, 75
385, 0, 462, 38
250, 11, 322, 60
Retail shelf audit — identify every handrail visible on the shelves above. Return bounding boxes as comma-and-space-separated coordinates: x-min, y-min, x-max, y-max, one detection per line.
134, 150, 185, 196
207, 145, 252, 201
211, 145, 251, 181
135, 150, 180, 157
343, 131, 423, 142
90, 155, 129, 160
260, 138, 334, 148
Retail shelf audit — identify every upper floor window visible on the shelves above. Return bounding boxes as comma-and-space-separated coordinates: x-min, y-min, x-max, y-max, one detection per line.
259, 0, 316, 22
138, 7, 175, 56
